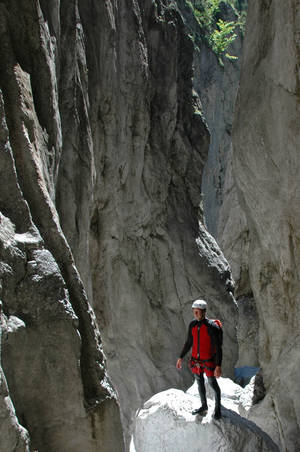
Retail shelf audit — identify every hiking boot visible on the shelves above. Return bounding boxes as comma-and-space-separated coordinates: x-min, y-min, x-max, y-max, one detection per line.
192, 405, 208, 416
213, 407, 221, 420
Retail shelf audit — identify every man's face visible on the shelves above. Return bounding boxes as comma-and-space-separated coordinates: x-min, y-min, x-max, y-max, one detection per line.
193, 308, 205, 321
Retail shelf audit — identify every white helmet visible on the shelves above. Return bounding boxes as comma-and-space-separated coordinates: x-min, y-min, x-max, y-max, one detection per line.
192, 299, 207, 310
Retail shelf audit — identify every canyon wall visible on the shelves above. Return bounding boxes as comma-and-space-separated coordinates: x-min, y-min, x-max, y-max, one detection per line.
66, 0, 238, 437
177, 0, 258, 370
232, 0, 300, 450
0, 1, 124, 450
0, 0, 238, 449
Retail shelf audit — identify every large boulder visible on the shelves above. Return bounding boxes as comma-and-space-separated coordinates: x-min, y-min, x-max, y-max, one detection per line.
131, 378, 279, 452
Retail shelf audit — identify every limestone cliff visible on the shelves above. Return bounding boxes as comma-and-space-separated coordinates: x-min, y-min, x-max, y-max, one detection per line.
0, 0, 238, 449
176, 0, 259, 372
232, 0, 300, 450
66, 0, 238, 437
0, 1, 124, 451
177, 0, 244, 239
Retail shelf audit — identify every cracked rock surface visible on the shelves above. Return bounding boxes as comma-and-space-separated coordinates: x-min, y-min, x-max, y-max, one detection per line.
0, 4, 123, 448
0, 0, 238, 448
232, 0, 300, 450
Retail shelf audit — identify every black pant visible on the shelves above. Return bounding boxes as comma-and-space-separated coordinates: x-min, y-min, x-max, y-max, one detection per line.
195, 373, 221, 410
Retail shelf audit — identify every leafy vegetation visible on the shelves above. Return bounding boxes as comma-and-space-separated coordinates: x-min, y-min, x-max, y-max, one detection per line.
186, 0, 247, 65
211, 19, 237, 60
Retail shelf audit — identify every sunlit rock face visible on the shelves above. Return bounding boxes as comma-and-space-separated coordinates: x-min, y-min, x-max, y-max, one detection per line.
232, 0, 300, 450
131, 379, 279, 452
61, 0, 238, 437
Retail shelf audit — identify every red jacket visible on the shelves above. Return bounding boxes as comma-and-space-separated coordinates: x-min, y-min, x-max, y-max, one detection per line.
180, 318, 222, 366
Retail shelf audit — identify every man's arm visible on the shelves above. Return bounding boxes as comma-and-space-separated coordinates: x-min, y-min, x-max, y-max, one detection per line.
176, 322, 193, 369
179, 322, 193, 358
208, 321, 222, 366
214, 334, 222, 367
211, 323, 222, 377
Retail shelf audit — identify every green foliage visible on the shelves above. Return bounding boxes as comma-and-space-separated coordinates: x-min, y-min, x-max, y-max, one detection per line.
186, 0, 247, 64
210, 19, 237, 55
188, 0, 222, 29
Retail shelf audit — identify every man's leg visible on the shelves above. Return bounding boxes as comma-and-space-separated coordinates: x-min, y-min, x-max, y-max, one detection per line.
192, 373, 208, 415
207, 376, 221, 419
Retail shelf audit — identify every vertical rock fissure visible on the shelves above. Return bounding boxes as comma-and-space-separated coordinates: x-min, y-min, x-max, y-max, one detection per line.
0, 66, 108, 408
0, 10, 123, 450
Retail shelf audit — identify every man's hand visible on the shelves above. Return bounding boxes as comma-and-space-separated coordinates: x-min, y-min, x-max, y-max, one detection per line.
176, 358, 183, 369
214, 366, 222, 378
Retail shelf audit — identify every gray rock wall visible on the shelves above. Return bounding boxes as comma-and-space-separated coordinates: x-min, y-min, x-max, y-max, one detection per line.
0, 2, 124, 451
218, 144, 259, 368
176, 0, 259, 372
194, 12, 243, 241
232, 0, 300, 450
0, 303, 30, 452
65, 0, 238, 436
176, 0, 244, 247
0, 0, 238, 448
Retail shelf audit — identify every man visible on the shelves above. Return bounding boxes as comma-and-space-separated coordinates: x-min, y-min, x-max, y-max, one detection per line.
176, 299, 222, 420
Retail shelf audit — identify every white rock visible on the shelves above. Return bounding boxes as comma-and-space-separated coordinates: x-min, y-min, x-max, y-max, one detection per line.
5, 316, 26, 334
131, 379, 279, 452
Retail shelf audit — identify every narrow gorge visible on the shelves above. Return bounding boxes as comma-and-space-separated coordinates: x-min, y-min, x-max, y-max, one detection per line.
0, 1, 299, 451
